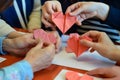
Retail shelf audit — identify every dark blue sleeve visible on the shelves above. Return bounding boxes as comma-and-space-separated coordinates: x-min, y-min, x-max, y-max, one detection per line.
104, 5, 120, 30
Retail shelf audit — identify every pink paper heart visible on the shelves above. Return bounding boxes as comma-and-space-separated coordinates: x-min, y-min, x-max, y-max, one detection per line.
66, 71, 93, 80
66, 33, 92, 57
33, 29, 56, 44
52, 12, 76, 34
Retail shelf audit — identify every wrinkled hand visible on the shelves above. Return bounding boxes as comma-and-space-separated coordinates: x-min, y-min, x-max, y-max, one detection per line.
24, 41, 55, 72
3, 33, 37, 56
42, 1, 62, 29
80, 31, 120, 61
48, 31, 61, 53
66, 2, 109, 25
87, 66, 120, 80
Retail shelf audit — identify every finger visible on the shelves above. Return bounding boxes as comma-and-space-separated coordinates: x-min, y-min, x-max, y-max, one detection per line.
81, 31, 101, 39
54, 3, 62, 12
55, 34, 61, 53
45, 2, 54, 14
42, 16, 55, 27
83, 11, 97, 19
104, 79, 115, 80
44, 44, 55, 56
66, 3, 79, 14
80, 39, 95, 48
34, 40, 44, 49
76, 15, 83, 25
42, 10, 52, 23
70, 7, 84, 16
80, 39, 102, 51
89, 48, 95, 53
87, 67, 115, 78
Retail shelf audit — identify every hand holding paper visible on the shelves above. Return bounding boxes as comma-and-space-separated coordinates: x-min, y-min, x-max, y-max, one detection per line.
66, 33, 92, 57
33, 29, 57, 44
52, 12, 76, 34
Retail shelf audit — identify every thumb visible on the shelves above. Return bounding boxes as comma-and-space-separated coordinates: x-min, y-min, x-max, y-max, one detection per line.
87, 67, 115, 78
80, 39, 101, 51
80, 39, 95, 48
84, 11, 97, 19
34, 41, 43, 49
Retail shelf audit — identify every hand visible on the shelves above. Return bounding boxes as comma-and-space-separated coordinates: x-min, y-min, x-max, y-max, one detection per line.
3, 33, 37, 56
87, 66, 120, 80
24, 41, 55, 72
48, 31, 61, 53
66, 2, 109, 25
42, 1, 62, 29
7, 31, 26, 38
80, 31, 120, 62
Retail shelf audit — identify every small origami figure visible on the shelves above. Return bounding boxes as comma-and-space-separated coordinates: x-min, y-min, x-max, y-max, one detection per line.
66, 71, 93, 80
52, 11, 76, 34
66, 33, 92, 57
33, 29, 56, 44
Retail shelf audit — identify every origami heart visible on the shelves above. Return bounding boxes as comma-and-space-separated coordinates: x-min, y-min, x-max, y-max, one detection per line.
66, 71, 93, 80
52, 11, 76, 34
33, 29, 56, 44
66, 33, 92, 57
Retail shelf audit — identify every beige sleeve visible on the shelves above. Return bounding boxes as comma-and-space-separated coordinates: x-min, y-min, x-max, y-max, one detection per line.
27, 0, 41, 31
0, 19, 15, 37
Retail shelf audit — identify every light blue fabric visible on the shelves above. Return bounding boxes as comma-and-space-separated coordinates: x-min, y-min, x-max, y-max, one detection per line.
0, 60, 33, 80
0, 37, 7, 55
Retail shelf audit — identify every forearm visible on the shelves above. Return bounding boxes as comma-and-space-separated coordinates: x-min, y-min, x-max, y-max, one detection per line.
96, 2, 109, 21
0, 60, 33, 80
108, 47, 120, 65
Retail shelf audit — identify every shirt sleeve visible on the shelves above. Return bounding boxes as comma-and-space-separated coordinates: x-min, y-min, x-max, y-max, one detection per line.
27, 0, 41, 29
0, 19, 15, 37
104, 5, 120, 30
0, 60, 33, 80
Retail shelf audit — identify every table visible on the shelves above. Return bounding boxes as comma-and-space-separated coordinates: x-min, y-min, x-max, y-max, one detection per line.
0, 28, 87, 80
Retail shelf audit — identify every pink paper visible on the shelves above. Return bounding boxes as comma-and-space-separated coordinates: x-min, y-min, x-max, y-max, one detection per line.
66, 71, 81, 80
52, 12, 76, 34
66, 71, 93, 80
33, 29, 56, 44
66, 33, 92, 57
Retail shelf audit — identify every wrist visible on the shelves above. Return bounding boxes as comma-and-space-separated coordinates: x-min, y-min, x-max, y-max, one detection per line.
109, 47, 120, 62
96, 3, 109, 21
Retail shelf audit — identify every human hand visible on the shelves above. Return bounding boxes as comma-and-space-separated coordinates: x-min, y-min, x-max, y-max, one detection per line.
24, 41, 55, 72
7, 31, 26, 38
3, 33, 37, 56
87, 66, 120, 80
66, 2, 109, 25
48, 31, 61, 53
42, 1, 62, 29
80, 31, 120, 61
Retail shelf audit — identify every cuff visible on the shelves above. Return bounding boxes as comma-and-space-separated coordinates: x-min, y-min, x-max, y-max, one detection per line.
17, 60, 33, 80
2, 60, 33, 80
0, 37, 7, 55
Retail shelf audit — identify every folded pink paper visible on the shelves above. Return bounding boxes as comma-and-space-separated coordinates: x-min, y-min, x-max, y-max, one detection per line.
33, 29, 56, 44
66, 33, 92, 57
52, 12, 76, 34
66, 71, 93, 80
